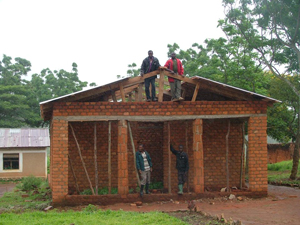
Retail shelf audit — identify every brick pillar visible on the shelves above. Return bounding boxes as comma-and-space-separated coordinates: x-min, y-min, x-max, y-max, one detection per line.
193, 119, 204, 193
248, 116, 268, 195
118, 120, 129, 195
51, 119, 68, 204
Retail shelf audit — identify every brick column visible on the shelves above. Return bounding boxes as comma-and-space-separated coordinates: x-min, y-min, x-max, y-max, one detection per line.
51, 119, 68, 204
248, 116, 268, 195
118, 120, 129, 195
193, 119, 204, 193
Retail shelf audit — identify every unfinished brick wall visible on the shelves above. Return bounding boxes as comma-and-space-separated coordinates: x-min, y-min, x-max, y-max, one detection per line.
50, 101, 268, 203
163, 120, 194, 193
203, 119, 244, 191
68, 121, 118, 194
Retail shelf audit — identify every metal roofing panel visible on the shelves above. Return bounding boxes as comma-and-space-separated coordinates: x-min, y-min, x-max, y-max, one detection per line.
0, 128, 50, 148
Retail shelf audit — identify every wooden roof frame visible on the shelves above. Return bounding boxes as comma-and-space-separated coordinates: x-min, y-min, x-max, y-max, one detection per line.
40, 68, 280, 121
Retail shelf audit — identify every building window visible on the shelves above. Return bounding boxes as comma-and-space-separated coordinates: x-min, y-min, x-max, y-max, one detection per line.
3, 153, 19, 170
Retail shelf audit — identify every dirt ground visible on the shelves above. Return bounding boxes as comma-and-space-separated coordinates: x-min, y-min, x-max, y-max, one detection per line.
97, 185, 300, 225
0, 183, 16, 197
1, 184, 299, 224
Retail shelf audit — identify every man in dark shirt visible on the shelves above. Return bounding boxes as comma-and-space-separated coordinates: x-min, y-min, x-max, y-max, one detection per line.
170, 143, 189, 194
140, 50, 161, 102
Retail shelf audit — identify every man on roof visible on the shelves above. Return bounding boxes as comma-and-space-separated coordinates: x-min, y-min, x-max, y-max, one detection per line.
164, 52, 184, 101
140, 50, 161, 102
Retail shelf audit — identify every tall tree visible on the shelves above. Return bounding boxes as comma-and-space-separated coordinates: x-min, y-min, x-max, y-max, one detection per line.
222, 0, 300, 179
0, 55, 35, 127
117, 63, 140, 79
167, 39, 269, 95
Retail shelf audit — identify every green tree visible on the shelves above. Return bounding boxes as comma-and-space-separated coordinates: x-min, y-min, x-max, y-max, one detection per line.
167, 39, 270, 95
117, 63, 140, 79
222, 0, 300, 179
0, 55, 36, 127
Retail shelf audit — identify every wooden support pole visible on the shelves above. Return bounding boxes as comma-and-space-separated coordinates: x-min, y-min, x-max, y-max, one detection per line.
226, 120, 231, 192
185, 121, 189, 192
240, 121, 245, 189
158, 69, 165, 102
94, 123, 98, 195
128, 121, 141, 187
119, 84, 126, 102
111, 90, 117, 102
108, 121, 112, 194
138, 83, 143, 102
68, 155, 80, 194
128, 93, 132, 102
69, 124, 95, 195
192, 83, 200, 102
168, 122, 171, 194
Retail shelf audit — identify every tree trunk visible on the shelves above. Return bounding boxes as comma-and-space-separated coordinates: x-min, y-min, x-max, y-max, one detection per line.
290, 98, 300, 180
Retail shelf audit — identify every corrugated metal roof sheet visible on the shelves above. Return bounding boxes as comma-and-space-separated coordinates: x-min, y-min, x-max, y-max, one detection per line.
0, 128, 50, 148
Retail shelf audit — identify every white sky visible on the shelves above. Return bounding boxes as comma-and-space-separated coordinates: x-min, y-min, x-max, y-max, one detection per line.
0, 0, 225, 86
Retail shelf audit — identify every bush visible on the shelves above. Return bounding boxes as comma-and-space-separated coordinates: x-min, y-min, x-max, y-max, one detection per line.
16, 176, 44, 191
268, 160, 300, 172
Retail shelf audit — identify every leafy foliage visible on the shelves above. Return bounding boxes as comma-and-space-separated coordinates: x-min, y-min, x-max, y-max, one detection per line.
0, 55, 90, 128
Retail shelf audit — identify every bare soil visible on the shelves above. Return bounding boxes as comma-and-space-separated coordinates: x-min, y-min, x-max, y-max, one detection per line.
96, 185, 300, 225
1, 183, 299, 224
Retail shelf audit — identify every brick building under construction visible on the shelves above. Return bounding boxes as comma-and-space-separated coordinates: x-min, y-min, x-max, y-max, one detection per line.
40, 68, 279, 205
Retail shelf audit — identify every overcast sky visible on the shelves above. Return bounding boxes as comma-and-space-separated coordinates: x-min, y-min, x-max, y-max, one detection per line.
0, 0, 225, 86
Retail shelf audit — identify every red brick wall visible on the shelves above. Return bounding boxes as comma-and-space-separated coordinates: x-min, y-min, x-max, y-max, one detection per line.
163, 121, 194, 193
248, 116, 268, 194
203, 119, 244, 191
268, 144, 294, 164
68, 121, 118, 194
50, 101, 267, 203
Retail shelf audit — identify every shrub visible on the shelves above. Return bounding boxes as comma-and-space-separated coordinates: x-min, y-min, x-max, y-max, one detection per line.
17, 176, 44, 191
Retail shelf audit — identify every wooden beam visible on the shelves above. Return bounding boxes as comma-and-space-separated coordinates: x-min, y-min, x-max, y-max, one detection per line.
69, 124, 95, 195
240, 121, 245, 189
94, 123, 98, 195
108, 121, 111, 194
128, 93, 132, 102
119, 84, 126, 102
226, 119, 231, 193
192, 83, 200, 102
168, 122, 171, 194
138, 83, 143, 102
185, 121, 189, 192
128, 122, 140, 187
158, 69, 165, 102
111, 90, 117, 102
68, 155, 80, 194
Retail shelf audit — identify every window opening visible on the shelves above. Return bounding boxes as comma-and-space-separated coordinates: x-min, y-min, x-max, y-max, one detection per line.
3, 153, 19, 170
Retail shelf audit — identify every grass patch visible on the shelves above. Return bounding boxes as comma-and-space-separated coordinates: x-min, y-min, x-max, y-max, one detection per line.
0, 176, 51, 213
0, 209, 187, 225
268, 160, 300, 186
267, 160, 300, 172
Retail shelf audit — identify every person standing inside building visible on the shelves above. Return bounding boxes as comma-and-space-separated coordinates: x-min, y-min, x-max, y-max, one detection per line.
136, 143, 153, 197
140, 50, 161, 102
164, 52, 184, 101
170, 143, 189, 194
